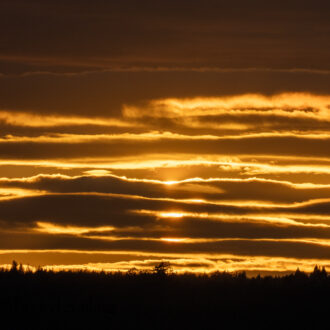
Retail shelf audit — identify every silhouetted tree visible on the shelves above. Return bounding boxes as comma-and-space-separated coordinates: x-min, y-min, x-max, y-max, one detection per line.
236, 271, 247, 281
294, 267, 308, 280
310, 265, 327, 280
127, 267, 138, 276
321, 266, 327, 278
10, 260, 18, 273
18, 263, 24, 273
153, 262, 172, 276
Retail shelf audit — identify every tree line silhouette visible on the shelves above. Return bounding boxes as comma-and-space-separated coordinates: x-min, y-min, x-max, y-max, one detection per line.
1, 261, 330, 329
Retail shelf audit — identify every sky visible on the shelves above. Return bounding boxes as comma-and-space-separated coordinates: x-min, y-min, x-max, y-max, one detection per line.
0, 0, 330, 274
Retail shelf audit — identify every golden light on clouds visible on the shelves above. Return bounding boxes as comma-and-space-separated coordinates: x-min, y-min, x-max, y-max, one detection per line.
123, 93, 330, 120
0, 26, 329, 275
0, 0, 330, 280
35, 222, 115, 235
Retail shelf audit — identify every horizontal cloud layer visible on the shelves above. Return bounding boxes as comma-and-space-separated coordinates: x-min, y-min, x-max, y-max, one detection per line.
0, 89, 328, 272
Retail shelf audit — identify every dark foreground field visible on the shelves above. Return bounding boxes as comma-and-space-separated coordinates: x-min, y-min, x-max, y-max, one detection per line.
1, 262, 329, 329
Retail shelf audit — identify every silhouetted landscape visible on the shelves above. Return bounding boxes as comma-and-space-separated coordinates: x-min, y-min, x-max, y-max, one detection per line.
1, 261, 329, 329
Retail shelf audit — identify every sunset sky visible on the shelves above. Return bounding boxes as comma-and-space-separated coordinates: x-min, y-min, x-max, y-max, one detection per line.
1, 0, 330, 274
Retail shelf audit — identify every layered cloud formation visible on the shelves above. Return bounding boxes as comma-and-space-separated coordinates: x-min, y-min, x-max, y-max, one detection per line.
0, 0, 329, 274
1, 91, 329, 274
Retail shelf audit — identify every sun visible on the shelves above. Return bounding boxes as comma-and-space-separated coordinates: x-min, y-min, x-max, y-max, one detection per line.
161, 238, 185, 243
163, 180, 179, 185
159, 212, 184, 218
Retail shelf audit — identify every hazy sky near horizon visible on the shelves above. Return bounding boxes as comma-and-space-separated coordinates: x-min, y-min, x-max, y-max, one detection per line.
1, 0, 330, 274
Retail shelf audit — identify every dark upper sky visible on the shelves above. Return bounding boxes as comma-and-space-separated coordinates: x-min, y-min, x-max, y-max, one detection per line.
1, 0, 330, 72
